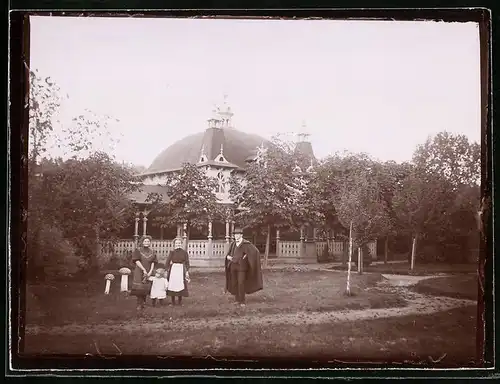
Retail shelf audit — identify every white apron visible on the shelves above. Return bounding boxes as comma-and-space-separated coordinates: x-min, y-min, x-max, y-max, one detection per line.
168, 263, 185, 292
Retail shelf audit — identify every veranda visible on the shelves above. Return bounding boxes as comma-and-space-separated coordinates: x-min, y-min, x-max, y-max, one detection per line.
100, 210, 377, 268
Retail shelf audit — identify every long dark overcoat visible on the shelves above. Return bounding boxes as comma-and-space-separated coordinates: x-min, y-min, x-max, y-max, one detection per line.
225, 240, 263, 294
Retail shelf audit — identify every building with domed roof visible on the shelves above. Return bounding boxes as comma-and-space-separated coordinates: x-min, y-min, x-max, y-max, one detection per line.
133, 100, 278, 207
105, 100, 366, 268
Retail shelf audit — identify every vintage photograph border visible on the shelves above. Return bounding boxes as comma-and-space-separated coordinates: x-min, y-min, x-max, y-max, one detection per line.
7, 4, 496, 379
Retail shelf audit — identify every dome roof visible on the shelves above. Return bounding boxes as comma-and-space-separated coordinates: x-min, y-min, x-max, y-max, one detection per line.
145, 128, 273, 174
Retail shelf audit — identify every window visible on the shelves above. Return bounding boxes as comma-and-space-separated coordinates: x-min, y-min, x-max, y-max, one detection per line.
217, 171, 226, 193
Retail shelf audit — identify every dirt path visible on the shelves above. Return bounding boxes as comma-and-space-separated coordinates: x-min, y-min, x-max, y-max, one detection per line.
25, 278, 476, 336
380, 273, 448, 286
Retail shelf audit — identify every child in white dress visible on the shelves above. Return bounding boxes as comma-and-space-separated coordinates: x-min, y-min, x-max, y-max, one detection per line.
149, 268, 169, 307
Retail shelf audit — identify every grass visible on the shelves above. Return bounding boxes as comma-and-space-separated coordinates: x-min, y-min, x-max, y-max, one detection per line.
330, 262, 477, 276
413, 275, 478, 300
23, 270, 479, 366
26, 270, 405, 327
23, 305, 478, 367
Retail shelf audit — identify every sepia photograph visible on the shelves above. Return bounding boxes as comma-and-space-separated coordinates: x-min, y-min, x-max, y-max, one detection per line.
17, 13, 486, 369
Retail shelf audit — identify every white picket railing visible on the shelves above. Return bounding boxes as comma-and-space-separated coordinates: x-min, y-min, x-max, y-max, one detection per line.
102, 238, 377, 266
100, 239, 228, 266
279, 240, 376, 258
277, 241, 301, 257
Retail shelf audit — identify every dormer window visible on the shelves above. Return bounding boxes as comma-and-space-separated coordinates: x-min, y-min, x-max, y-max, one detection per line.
215, 143, 228, 163
199, 144, 208, 163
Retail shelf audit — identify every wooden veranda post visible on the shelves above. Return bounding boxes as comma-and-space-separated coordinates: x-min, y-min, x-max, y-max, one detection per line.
275, 228, 280, 258
133, 212, 140, 245
182, 222, 188, 250
207, 220, 213, 258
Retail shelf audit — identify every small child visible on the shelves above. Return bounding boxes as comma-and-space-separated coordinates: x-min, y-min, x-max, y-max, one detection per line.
150, 268, 169, 307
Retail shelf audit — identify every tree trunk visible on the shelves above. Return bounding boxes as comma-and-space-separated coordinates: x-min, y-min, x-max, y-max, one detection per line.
357, 247, 363, 275
92, 225, 100, 271
346, 221, 353, 295
384, 236, 389, 264
185, 225, 191, 250
342, 241, 347, 265
264, 224, 271, 268
411, 235, 418, 271
408, 237, 413, 264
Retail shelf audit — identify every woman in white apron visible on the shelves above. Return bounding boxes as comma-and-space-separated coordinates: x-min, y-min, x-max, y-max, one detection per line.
166, 237, 190, 305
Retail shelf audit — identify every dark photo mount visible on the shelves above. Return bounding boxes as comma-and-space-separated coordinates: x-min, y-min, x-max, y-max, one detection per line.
7, 5, 495, 379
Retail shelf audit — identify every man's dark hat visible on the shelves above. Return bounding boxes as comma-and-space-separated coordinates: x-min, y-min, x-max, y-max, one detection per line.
233, 226, 244, 234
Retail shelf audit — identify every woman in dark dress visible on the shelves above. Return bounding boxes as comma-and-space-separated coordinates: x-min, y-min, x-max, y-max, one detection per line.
130, 235, 157, 310
166, 237, 190, 305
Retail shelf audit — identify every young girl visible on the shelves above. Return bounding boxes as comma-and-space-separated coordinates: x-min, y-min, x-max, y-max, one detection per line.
149, 267, 169, 307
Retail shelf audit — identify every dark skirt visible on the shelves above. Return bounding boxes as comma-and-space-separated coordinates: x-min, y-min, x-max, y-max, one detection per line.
130, 267, 151, 297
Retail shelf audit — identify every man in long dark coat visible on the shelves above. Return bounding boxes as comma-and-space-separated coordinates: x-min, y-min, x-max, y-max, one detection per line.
225, 226, 263, 306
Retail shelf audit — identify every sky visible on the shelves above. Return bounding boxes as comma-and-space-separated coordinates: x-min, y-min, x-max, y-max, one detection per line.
29, 16, 481, 168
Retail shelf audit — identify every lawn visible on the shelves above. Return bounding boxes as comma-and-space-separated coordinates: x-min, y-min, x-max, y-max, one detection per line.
413, 275, 478, 300
24, 305, 477, 367
25, 270, 405, 327
330, 262, 477, 276
23, 270, 479, 366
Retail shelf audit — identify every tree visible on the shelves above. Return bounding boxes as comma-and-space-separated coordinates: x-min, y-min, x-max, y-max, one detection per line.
46, 152, 139, 270
28, 70, 64, 279
302, 159, 344, 238
412, 131, 480, 188
229, 139, 303, 266
318, 153, 392, 272
29, 70, 63, 167
392, 167, 455, 266
372, 160, 413, 263
55, 109, 122, 159
28, 69, 132, 277
414, 132, 480, 263
147, 163, 221, 241
394, 132, 481, 265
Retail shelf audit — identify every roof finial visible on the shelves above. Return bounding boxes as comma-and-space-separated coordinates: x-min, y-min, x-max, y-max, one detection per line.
215, 94, 234, 129
220, 143, 224, 155
297, 120, 311, 143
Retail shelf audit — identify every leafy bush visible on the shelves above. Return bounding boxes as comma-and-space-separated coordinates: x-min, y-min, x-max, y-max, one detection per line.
353, 244, 373, 267
31, 226, 81, 280
317, 245, 331, 263
97, 242, 134, 270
